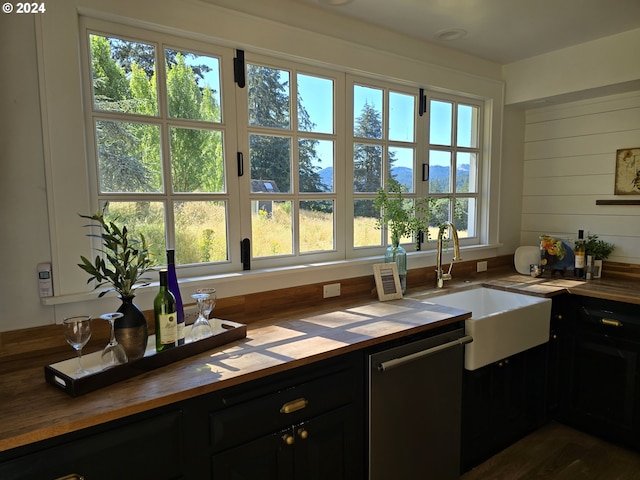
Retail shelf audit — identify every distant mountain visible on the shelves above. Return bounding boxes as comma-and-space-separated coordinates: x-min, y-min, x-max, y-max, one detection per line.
319, 167, 333, 191
317, 164, 469, 191
390, 166, 412, 187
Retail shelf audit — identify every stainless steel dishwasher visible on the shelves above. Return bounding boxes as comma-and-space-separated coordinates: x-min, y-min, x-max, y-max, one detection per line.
369, 327, 472, 480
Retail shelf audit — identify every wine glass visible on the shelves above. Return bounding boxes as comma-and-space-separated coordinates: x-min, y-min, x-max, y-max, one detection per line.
100, 312, 128, 368
197, 287, 217, 323
190, 289, 216, 341
63, 316, 92, 376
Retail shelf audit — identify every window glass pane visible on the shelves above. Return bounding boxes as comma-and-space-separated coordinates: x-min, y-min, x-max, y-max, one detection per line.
428, 150, 451, 193
389, 147, 414, 193
90, 34, 158, 116
456, 152, 477, 193
247, 64, 290, 129
353, 143, 383, 193
174, 201, 228, 263
455, 197, 475, 238
354, 85, 383, 139
427, 198, 452, 235
388, 92, 415, 142
96, 120, 162, 193
251, 200, 293, 256
299, 139, 333, 193
457, 104, 478, 148
300, 200, 334, 252
102, 201, 165, 262
165, 49, 221, 122
353, 199, 380, 247
170, 127, 225, 193
250, 134, 291, 194
298, 74, 333, 134
429, 100, 452, 146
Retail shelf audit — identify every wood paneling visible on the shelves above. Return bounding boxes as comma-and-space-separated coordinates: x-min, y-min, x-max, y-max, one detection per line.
521, 91, 640, 265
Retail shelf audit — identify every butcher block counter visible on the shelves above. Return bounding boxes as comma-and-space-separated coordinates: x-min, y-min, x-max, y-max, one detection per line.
0, 294, 469, 454
1, 266, 638, 459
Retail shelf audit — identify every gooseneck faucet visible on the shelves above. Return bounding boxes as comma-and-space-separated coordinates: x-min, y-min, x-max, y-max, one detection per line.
436, 222, 462, 288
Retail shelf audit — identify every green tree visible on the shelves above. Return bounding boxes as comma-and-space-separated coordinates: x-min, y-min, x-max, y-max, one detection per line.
353, 101, 383, 195
91, 36, 155, 193
90, 35, 129, 105
247, 65, 326, 197
91, 36, 224, 195
352, 101, 399, 217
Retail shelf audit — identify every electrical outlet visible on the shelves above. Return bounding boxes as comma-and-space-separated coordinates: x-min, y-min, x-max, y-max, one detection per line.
477, 261, 488, 273
184, 304, 199, 324
323, 283, 341, 298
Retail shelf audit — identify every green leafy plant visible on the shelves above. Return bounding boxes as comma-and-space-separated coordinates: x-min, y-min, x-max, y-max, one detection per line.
373, 180, 448, 248
584, 234, 615, 260
78, 204, 156, 298
374, 181, 421, 247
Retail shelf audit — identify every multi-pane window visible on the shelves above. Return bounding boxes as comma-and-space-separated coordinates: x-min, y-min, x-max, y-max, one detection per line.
428, 98, 480, 239
351, 81, 418, 248
85, 31, 232, 266
246, 61, 337, 260
81, 21, 483, 274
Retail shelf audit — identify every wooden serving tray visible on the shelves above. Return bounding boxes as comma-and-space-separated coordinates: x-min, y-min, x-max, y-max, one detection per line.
44, 319, 247, 397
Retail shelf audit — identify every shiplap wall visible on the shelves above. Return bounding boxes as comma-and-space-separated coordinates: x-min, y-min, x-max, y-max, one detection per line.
520, 91, 640, 264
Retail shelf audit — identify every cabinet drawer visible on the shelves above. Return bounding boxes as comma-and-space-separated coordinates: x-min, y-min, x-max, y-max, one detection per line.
211, 366, 357, 451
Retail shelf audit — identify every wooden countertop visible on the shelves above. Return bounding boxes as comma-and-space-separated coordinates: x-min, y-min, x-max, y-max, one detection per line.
1, 268, 638, 455
480, 272, 640, 305
0, 295, 468, 454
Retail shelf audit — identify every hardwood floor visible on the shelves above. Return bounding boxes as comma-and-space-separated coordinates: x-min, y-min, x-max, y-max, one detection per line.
461, 421, 640, 480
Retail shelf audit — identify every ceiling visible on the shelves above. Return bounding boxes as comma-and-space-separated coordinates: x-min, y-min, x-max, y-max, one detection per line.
297, 0, 640, 64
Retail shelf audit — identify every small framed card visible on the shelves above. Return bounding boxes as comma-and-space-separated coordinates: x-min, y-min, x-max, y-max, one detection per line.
373, 263, 403, 301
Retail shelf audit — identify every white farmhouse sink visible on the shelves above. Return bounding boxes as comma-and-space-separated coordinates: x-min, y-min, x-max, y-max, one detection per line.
424, 287, 552, 371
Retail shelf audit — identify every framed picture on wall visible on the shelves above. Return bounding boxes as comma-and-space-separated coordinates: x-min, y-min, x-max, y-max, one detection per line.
373, 263, 403, 301
614, 148, 640, 194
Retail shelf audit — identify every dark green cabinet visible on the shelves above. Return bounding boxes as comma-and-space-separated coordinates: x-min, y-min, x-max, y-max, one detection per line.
211, 405, 358, 480
0, 409, 185, 480
208, 354, 364, 480
461, 344, 547, 471
555, 295, 640, 451
0, 353, 364, 480
546, 293, 573, 416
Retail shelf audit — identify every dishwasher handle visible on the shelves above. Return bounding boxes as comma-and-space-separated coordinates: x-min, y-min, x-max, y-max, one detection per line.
377, 335, 473, 373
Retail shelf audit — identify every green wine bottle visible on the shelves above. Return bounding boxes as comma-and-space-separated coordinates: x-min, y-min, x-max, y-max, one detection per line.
154, 269, 177, 352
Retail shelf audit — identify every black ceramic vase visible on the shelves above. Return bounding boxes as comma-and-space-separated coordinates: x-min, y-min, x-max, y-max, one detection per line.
115, 296, 148, 362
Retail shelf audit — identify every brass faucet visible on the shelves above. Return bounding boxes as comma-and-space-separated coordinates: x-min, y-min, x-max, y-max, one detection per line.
436, 222, 461, 288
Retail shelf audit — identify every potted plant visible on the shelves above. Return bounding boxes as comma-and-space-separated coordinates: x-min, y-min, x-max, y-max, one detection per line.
584, 234, 615, 278
374, 180, 428, 294
78, 204, 156, 361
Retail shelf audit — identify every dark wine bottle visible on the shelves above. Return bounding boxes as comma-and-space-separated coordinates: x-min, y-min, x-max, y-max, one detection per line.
166, 249, 185, 345
574, 230, 585, 278
155, 269, 177, 352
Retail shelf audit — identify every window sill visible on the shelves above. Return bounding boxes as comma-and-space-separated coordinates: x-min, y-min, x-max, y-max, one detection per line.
42, 244, 502, 310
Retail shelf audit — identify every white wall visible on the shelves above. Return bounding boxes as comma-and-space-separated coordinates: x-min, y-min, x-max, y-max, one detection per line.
520, 91, 640, 263
503, 28, 640, 106
0, 15, 57, 329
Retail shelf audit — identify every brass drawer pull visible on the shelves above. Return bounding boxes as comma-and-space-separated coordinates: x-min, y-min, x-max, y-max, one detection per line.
280, 397, 308, 414
601, 318, 622, 327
